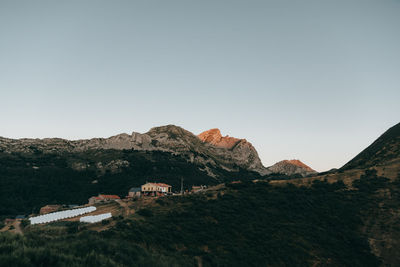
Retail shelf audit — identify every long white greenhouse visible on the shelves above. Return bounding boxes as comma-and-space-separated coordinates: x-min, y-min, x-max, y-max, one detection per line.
80, 213, 112, 223
29, 206, 97, 225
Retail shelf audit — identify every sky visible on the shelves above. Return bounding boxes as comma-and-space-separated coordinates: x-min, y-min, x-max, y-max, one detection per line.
0, 0, 399, 172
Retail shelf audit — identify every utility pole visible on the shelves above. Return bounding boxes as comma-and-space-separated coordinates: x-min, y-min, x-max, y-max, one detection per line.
180, 177, 184, 195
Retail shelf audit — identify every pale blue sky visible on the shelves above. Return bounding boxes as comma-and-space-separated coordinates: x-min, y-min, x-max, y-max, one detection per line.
0, 0, 399, 171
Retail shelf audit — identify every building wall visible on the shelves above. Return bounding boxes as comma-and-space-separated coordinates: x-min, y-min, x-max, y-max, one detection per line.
88, 197, 100, 205
158, 186, 166, 192
129, 191, 141, 197
141, 183, 171, 194
157, 186, 171, 192
142, 183, 157, 192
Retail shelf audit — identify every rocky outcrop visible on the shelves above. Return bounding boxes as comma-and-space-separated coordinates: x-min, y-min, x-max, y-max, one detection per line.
267, 159, 317, 177
197, 128, 270, 175
198, 129, 241, 149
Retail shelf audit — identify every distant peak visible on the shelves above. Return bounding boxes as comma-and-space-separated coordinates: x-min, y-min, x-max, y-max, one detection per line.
278, 159, 314, 171
267, 159, 316, 176
146, 125, 194, 137
278, 159, 315, 172
147, 124, 185, 133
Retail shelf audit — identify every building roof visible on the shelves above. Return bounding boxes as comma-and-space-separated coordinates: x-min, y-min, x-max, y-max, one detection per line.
143, 182, 171, 187
99, 194, 120, 199
142, 182, 158, 187
156, 183, 171, 187
129, 187, 141, 192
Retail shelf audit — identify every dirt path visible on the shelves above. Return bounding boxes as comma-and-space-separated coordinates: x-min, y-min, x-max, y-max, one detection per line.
0, 225, 8, 232
116, 200, 132, 216
0, 220, 23, 234
13, 221, 22, 234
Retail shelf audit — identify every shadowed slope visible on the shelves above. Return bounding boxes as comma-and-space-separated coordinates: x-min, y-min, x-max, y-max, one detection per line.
342, 122, 400, 170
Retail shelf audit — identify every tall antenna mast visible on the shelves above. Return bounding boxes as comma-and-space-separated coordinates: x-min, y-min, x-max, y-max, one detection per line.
180, 177, 184, 195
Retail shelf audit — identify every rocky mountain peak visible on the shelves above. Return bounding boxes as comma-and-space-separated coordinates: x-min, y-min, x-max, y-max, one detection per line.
201, 128, 222, 137
147, 125, 188, 136
198, 128, 241, 149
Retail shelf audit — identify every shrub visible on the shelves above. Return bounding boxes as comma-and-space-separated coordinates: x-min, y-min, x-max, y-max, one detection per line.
155, 199, 165, 206
136, 208, 153, 217
20, 219, 30, 228
66, 222, 80, 234
101, 219, 110, 225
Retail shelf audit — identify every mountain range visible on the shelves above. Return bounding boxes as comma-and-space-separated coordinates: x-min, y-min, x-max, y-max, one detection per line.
0, 125, 315, 178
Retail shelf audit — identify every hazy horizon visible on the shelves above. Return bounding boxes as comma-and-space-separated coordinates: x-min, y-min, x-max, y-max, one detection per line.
1, 0, 400, 172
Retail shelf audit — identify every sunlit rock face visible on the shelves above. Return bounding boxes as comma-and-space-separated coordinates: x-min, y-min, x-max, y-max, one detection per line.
198, 128, 241, 149
267, 159, 317, 177
197, 128, 270, 175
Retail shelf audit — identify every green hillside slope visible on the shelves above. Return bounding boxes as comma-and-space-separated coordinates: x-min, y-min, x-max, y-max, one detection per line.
0, 149, 260, 216
3, 171, 400, 266
342, 122, 400, 170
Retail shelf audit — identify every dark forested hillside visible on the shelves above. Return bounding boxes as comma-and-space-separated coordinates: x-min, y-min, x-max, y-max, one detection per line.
2, 172, 399, 266
0, 149, 261, 216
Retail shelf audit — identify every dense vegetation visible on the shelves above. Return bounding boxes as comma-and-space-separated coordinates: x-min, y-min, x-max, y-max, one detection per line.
1, 170, 397, 266
0, 150, 260, 217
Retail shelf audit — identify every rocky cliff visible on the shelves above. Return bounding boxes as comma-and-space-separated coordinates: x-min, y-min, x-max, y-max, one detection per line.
197, 128, 269, 175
